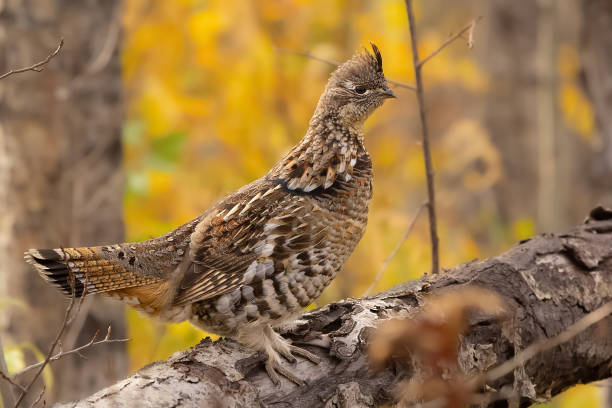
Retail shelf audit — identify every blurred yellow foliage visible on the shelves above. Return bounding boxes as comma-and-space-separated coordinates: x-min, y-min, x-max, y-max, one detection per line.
558, 44, 595, 142
512, 218, 536, 242
2, 342, 53, 391
441, 119, 502, 191
126, 309, 211, 371
533, 384, 604, 408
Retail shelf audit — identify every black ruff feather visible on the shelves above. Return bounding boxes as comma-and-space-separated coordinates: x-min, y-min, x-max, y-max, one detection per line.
370, 42, 383, 73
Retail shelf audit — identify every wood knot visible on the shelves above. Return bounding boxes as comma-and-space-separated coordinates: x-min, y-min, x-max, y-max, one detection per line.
586, 206, 612, 222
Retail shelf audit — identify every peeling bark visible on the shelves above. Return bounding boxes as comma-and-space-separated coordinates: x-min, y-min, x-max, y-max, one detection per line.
60, 211, 612, 408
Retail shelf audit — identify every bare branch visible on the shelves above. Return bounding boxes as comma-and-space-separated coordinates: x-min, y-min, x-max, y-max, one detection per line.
275, 48, 417, 91
0, 39, 64, 80
403, 0, 440, 274
29, 384, 45, 408
362, 202, 426, 296
0, 368, 27, 394
13, 329, 128, 378
0, 336, 17, 407
418, 17, 483, 68
466, 19, 478, 49
275, 48, 339, 66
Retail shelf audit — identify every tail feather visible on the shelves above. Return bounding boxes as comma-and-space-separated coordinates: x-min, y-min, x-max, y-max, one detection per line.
25, 247, 161, 297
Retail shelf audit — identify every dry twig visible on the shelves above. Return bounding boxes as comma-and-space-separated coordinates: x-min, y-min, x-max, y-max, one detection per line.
0, 336, 17, 407
14, 248, 87, 407
362, 202, 426, 296
418, 17, 483, 68
275, 48, 417, 91
13, 326, 130, 377
0, 368, 26, 394
30, 384, 46, 408
0, 39, 64, 80
404, 0, 440, 274
14, 327, 128, 378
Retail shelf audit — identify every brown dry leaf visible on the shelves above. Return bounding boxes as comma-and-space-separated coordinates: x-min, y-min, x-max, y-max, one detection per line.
369, 287, 505, 407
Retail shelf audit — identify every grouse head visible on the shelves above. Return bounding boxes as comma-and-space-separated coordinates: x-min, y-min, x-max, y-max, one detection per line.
316, 43, 395, 126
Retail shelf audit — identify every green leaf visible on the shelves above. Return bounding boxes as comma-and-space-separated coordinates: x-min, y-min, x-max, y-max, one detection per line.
148, 132, 187, 169
122, 120, 146, 146
125, 171, 150, 196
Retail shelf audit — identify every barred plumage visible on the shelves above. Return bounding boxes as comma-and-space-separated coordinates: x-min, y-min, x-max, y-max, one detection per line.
25, 43, 395, 385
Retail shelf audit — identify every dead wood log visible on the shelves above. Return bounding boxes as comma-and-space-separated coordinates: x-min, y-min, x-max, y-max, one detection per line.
59, 209, 612, 407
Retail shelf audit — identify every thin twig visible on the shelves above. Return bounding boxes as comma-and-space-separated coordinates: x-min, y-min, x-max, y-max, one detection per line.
404, 0, 440, 274
1, 369, 26, 394
0, 39, 64, 80
482, 301, 612, 384
14, 248, 86, 407
275, 48, 417, 91
467, 19, 478, 49
362, 202, 426, 296
0, 336, 17, 407
14, 328, 128, 378
418, 17, 483, 68
29, 384, 45, 408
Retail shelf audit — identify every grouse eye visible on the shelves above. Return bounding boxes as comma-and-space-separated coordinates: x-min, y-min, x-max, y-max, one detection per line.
354, 85, 367, 94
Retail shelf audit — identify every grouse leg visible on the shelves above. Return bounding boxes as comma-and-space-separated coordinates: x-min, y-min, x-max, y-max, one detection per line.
259, 324, 320, 386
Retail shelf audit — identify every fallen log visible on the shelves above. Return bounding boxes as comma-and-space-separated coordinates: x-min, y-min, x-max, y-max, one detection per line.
59, 209, 612, 407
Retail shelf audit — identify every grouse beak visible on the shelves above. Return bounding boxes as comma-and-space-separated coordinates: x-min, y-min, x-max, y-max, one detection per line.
381, 87, 396, 99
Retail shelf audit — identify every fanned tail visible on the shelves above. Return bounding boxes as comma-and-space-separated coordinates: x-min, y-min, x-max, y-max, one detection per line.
24, 247, 160, 297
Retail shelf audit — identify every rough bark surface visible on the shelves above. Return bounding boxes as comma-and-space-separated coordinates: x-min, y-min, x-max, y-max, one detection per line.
59, 211, 612, 408
0, 0, 126, 403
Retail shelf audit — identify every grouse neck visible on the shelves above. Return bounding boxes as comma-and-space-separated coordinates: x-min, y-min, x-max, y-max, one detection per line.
267, 115, 366, 193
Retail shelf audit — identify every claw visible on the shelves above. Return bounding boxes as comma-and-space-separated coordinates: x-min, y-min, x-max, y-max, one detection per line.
266, 361, 306, 387
265, 360, 306, 386
263, 345, 319, 386
244, 324, 321, 386
277, 347, 297, 364
289, 345, 321, 364
265, 360, 281, 386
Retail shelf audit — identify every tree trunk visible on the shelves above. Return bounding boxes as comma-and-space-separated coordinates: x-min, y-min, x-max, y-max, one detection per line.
476, 0, 540, 228
58, 210, 612, 407
475, 0, 609, 231
0, 0, 126, 404
580, 0, 612, 201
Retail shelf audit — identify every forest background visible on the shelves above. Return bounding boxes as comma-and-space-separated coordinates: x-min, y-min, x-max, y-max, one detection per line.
1, 0, 610, 406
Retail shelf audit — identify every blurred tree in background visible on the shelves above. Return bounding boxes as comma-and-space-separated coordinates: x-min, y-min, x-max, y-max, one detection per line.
1, 0, 610, 406
0, 0, 127, 405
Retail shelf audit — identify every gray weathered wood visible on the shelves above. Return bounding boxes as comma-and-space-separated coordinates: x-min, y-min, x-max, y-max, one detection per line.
59, 210, 612, 407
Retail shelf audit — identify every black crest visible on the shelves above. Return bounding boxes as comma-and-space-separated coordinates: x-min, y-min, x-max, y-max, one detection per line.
370, 42, 383, 73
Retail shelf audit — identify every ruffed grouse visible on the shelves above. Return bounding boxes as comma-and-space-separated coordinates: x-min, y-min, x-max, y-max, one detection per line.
25, 43, 395, 385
